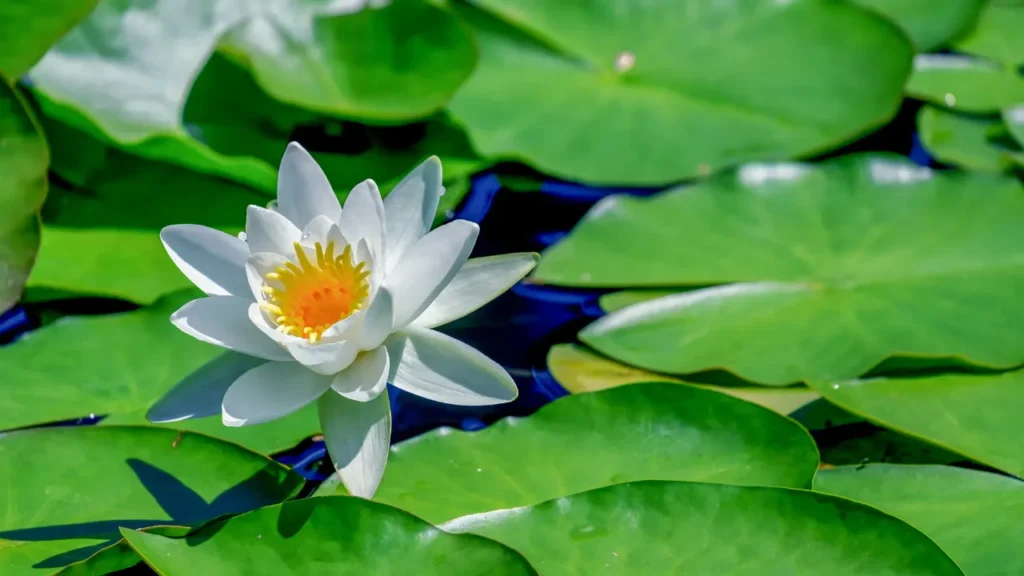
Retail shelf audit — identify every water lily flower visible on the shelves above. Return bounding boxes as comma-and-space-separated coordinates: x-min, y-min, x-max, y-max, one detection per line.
159, 143, 536, 497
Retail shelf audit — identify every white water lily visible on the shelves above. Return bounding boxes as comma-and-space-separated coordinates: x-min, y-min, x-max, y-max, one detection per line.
160, 143, 536, 497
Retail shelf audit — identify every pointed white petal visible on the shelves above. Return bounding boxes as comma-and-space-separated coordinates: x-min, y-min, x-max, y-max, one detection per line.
318, 387, 391, 498
171, 296, 291, 361
383, 156, 442, 273
147, 352, 266, 423
222, 361, 332, 426
284, 339, 358, 375
277, 142, 341, 228
332, 346, 389, 402
412, 253, 538, 329
357, 287, 393, 350
385, 220, 478, 329
160, 225, 250, 297
245, 206, 300, 257
387, 327, 517, 406
338, 179, 386, 264
302, 214, 336, 243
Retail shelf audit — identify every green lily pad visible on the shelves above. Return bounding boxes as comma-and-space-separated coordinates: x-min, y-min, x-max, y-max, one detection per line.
448, 0, 911, 186
0, 0, 100, 78
317, 382, 818, 524
917, 105, 1024, 171
1, 538, 109, 576
224, 0, 476, 122
954, 0, 1024, 67
816, 464, 1024, 576
444, 481, 963, 576
547, 344, 818, 415
47, 527, 189, 576
122, 497, 537, 575
28, 0, 477, 189
0, 426, 303, 572
0, 290, 220, 431
808, 369, 1024, 476
0, 80, 48, 314
102, 407, 320, 456
536, 154, 1024, 385
849, 0, 985, 52
905, 54, 1024, 113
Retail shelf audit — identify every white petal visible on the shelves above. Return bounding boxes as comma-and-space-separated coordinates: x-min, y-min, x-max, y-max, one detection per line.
332, 346, 389, 402
160, 225, 250, 297
383, 156, 442, 273
245, 252, 290, 303
245, 206, 300, 256
385, 220, 479, 329
147, 352, 266, 423
357, 287, 393, 350
387, 327, 517, 406
222, 361, 332, 426
318, 387, 391, 498
285, 339, 358, 375
171, 296, 291, 361
338, 179, 386, 264
412, 253, 538, 329
303, 214, 336, 242
277, 142, 341, 228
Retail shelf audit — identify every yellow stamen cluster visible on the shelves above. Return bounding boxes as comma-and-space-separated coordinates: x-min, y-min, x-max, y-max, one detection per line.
259, 241, 369, 343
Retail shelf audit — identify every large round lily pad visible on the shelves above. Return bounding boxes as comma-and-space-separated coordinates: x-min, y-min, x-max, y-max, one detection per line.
448, 0, 911, 185
122, 497, 537, 575
849, 0, 984, 52
225, 0, 476, 122
0, 80, 48, 314
317, 382, 818, 524
444, 481, 963, 576
0, 426, 303, 573
815, 464, 1024, 576
809, 369, 1024, 477
0, 291, 218, 431
536, 154, 1024, 385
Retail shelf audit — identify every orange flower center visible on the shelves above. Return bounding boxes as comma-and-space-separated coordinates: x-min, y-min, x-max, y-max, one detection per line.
259, 241, 369, 343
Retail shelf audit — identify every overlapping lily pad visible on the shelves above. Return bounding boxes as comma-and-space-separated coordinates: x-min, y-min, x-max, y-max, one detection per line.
317, 383, 818, 523
917, 105, 1024, 171
225, 0, 476, 122
444, 481, 963, 576
809, 369, 1024, 477
0, 426, 303, 573
0, 80, 48, 314
536, 154, 1024, 385
905, 55, 1024, 113
0, 290, 219, 431
122, 497, 537, 575
0, 0, 100, 78
953, 0, 1024, 67
546, 344, 818, 415
815, 464, 1024, 576
448, 0, 911, 185
849, 0, 984, 52
28, 0, 479, 191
